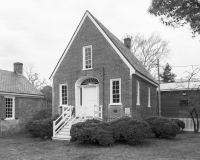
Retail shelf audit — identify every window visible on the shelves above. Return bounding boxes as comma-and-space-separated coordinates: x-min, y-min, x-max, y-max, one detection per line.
148, 87, 151, 107
110, 79, 121, 104
5, 97, 15, 119
60, 84, 68, 105
136, 81, 140, 105
179, 100, 188, 107
83, 45, 92, 69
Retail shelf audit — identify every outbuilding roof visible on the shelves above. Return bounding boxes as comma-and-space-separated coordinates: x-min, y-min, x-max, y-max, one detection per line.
0, 69, 43, 97
160, 81, 200, 91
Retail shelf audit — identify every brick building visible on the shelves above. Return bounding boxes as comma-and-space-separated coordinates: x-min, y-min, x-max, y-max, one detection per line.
160, 82, 200, 131
0, 62, 44, 136
50, 11, 158, 121
50, 11, 158, 140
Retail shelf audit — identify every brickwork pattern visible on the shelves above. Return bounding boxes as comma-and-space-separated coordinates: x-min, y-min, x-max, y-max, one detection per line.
0, 96, 45, 136
132, 74, 157, 119
161, 90, 200, 118
53, 16, 132, 119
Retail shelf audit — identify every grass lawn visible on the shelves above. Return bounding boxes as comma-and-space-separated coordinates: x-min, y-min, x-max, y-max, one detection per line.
0, 132, 200, 160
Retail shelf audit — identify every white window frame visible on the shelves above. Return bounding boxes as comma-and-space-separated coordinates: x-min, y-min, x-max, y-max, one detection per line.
136, 81, 140, 105
110, 78, 121, 105
148, 87, 151, 107
5, 96, 15, 120
83, 45, 92, 70
59, 84, 68, 106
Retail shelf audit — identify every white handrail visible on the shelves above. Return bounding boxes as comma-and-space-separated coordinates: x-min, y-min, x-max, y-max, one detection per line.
70, 106, 86, 123
53, 105, 73, 137
54, 106, 86, 136
94, 105, 102, 120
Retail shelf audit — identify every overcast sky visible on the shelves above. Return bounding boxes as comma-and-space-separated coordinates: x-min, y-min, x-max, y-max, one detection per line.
1, 0, 200, 84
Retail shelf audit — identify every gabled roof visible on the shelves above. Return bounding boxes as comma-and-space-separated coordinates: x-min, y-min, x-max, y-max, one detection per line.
160, 81, 200, 91
50, 11, 158, 86
0, 69, 43, 97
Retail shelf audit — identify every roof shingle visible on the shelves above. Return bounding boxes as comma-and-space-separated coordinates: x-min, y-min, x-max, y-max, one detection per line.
89, 11, 158, 84
0, 69, 43, 96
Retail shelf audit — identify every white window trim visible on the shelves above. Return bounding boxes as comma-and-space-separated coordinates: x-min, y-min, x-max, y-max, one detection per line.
136, 81, 140, 105
83, 45, 93, 70
109, 78, 122, 105
148, 87, 151, 107
59, 84, 68, 106
4, 96, 15, 120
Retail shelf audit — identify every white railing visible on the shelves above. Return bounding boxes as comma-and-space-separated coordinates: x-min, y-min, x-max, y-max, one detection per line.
178, 118, 200, 132
94, 105, 103, 120
53, 105, 103, 137
53, 105, 73, 137
69, 106, 87, 125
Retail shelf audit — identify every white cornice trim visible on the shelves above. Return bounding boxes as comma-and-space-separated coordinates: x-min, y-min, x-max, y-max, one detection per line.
0, 92, 44, 98
135, 72, 158, 87
87, 13, 135, 75
49, 11, 135, 81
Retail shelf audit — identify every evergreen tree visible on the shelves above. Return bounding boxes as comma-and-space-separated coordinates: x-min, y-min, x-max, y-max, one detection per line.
160, 63, 176, 83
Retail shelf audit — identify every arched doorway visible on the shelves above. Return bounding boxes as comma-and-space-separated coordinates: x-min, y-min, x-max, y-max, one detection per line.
75, 76, 99, 117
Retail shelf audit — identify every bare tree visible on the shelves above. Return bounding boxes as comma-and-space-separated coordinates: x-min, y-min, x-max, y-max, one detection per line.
176, 67, 200, 133
184, 67, 200, 133
24, 64, 47, 89
125, 33, 170, 76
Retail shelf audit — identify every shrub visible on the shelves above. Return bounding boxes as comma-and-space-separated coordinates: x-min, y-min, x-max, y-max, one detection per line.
70, 119, 113, 146
70, 117, 150, 146
172, 119, 185, 130
31, 109, 52, 120
145, 116, 179, 139
26, 118, 53, 138
25, 109, 59, 139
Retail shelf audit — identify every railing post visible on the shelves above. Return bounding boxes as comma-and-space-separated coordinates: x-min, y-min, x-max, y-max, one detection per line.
85, 107, 86, 120
53, 121, 56, 137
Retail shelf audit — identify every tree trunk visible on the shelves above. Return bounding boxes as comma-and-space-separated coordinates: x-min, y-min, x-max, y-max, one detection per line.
194, 108, 199, 133
190, 110, 197, 133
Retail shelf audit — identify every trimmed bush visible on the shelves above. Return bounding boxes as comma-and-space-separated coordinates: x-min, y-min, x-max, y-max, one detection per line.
26, 118, 53, 138
25, 109, 59, 139
145, 116, 179, 139
70, 117, 150, 146
172, 119, 185, 130
31, 109, 52, 120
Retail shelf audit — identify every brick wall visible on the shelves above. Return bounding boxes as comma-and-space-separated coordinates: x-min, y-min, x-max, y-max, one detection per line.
53, 16, 132, 119
161, 90, 200, 118
0, 96, 45, 136
132, 74, 157, 119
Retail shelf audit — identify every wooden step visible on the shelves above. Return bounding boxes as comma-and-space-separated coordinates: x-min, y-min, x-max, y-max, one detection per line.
52, 136, 71, 141
58, 131, 70, 136
54, 134, 71, 139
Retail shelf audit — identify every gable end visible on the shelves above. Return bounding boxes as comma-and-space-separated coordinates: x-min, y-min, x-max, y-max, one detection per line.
50, 11, 136, 81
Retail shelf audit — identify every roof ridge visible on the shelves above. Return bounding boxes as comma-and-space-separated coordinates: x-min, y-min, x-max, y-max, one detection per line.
88, 12, 157, 84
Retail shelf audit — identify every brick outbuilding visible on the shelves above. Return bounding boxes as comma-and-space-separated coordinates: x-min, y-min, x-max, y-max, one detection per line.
0, 63, 44, 136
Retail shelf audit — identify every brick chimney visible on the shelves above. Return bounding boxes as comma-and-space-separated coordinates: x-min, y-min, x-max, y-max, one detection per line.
124, 38, 131, 49
14, 62, 23, 75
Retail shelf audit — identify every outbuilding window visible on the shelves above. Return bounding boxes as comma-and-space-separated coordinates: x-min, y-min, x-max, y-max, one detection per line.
5, 97, 15, 119
179, 100, 188, 107
83, 45, 92, 70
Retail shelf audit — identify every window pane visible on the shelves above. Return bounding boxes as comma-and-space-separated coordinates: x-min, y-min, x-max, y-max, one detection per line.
61, 85, 67, 105
112, 80, 120, 103
6, 98, 13, 118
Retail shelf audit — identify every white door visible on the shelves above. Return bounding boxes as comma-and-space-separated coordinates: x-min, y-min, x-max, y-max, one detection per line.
83, 86, 96, 117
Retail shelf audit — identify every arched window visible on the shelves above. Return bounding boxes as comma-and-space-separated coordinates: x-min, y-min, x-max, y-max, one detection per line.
81, 78, 99, 85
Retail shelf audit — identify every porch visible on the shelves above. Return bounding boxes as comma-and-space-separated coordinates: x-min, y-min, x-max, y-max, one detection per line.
52, 105, 102, 140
